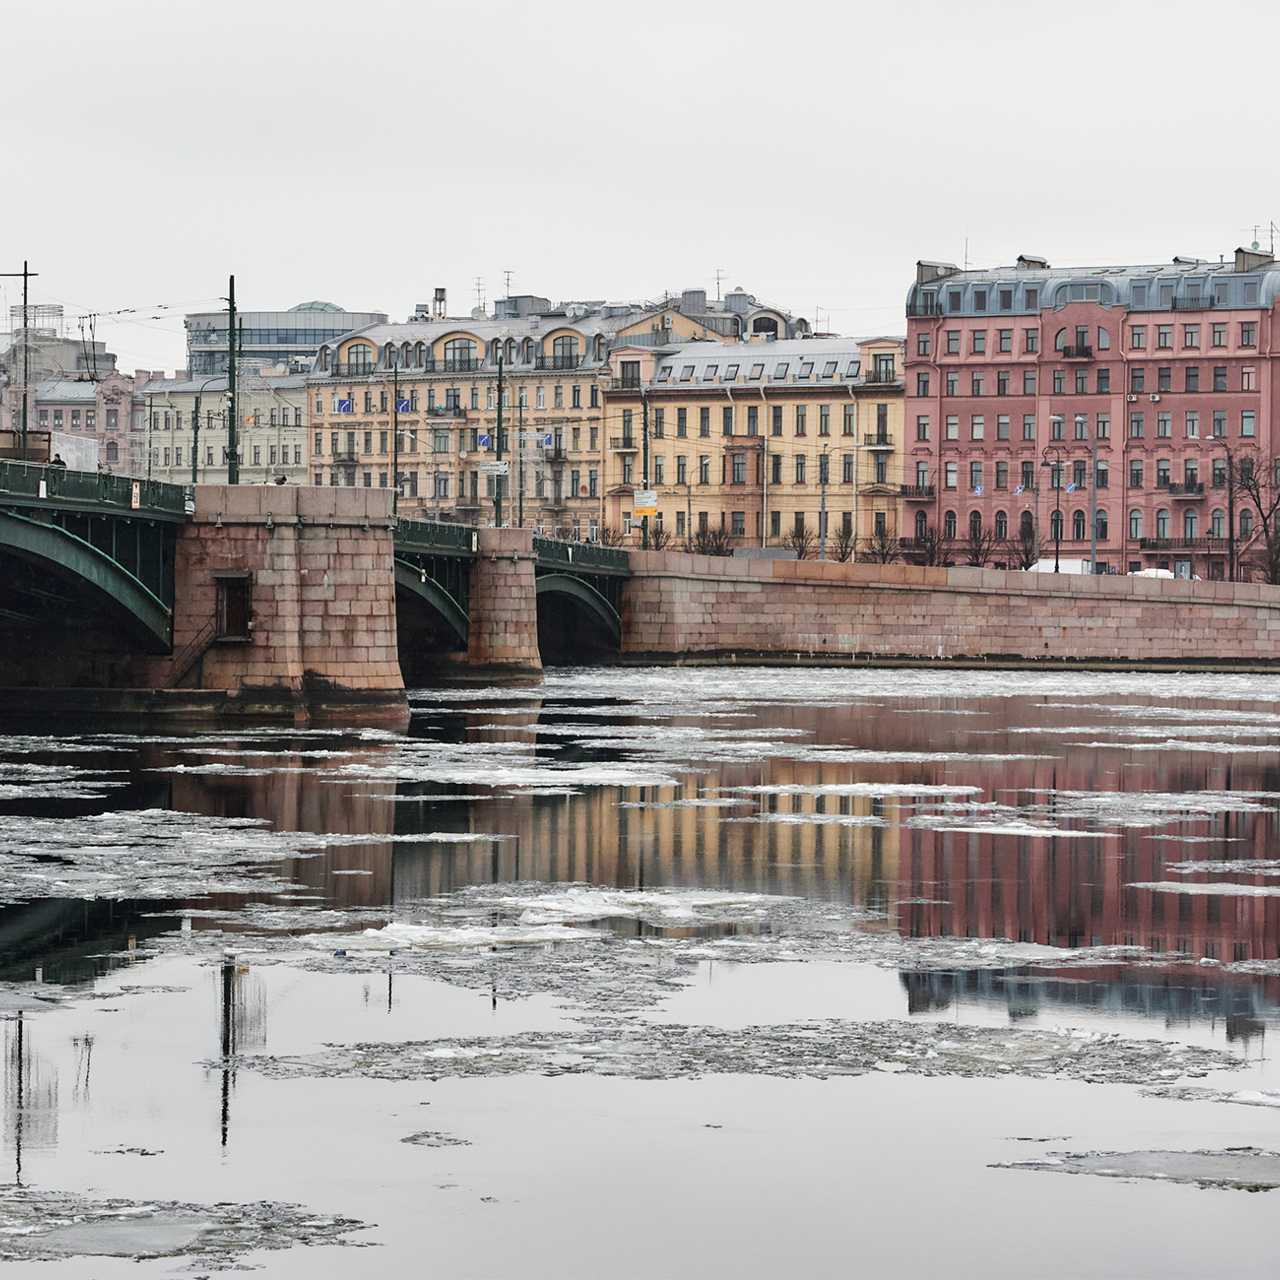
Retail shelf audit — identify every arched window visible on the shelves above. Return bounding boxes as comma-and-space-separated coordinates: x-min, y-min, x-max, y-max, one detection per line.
443, 338, 477, 372
944, 510, 956, 539
552, 335, 580, 369
504, 339, 516, 365
1050, 510, 1063, 540
384, 342, 396, 365
401, 342, 412, 366
319, 346, 330, 371
915, 510, 928, 539
1054, 328, 1066, 350
1073, 510, 1086, 539
969, 510, 982, 539
1130, 509, 1143, 539
752, 315, 779, 336
346, 343, 372, 372
1184, 510, 1198, 538
1020, 510, 1034, 537
1156, 509, 1170, 538
1241, 509, 1254, 537
1096, 510, 1108, 540
105, 440, 118, 462
1097, 327, 1110, 349
522, 338, 534, 364
414, 342, 425, 367
1212, 509, 1225, 538
995, 510, 1008, 539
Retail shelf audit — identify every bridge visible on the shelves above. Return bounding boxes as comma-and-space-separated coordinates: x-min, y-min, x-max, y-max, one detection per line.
1, 465, 1280, 723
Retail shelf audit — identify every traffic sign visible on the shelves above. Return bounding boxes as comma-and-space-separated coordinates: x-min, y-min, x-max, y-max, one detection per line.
632, 488, 657, 515
479, 460, 509, 477
478, 433, 492, 448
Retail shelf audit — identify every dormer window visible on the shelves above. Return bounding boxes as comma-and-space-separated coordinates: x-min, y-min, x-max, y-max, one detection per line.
679, 365, 694, 381
725, 363, 739, 380
822, 361, 837, 378
658, 365, 672, 379
800, 362, 814, 378
973, 289, 987, 311
703, 365, 718, 381
773, 363, 789, 380
748, 363, 765, 380
847, 360, 860, 378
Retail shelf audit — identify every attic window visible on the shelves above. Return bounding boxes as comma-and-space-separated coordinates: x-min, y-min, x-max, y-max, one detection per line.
725, 363, 739, 380
679, 365, 694, 382
658, 365, 672, 379
773, 363, 789, 380
1132, 284, 1147, 307
703, 365, 718, 381
800, 362, 814, 378
973, 289, 987, 311
1068, 284, 1100, 301
748, 363, 765, 379
822, 361, 837, 378
1244, 281, 1260, 305
847, 360, 860, 378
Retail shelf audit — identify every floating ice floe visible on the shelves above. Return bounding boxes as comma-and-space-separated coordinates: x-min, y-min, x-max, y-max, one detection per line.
992, 1147, 1280, 1191
220, 1017, 1239, 1084
1142, 1086, 1280, 1109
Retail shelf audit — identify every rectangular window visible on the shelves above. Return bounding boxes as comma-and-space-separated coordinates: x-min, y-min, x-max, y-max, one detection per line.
1213, 410, 1227, 437
971, 372, 984, 395
746, 405, 758, 436
1158, 368, 1171, 392
819, 405, 830, 436
973, 290, 987, 312
1096, 414, 1110, 438
769, 406, 781, 436
1241, 322, 1257, 347
1097, 368, 1110, 393
572, 384, 581, 408
1096, 459, 1108, 488
917, 332, 931, 356
1212, 324, 1227, 347
1185, 411, 1199, 438
1024, 329, 1039, 353
1242, 366, 1256, 391
916, 372, 930, 397
945, 415, 959, 440
590, 384, 599, 408
916, 415, 930, 441
678, 407, 688, 437
1025, 289, 1038, 310
1213, 366, 1227, 391
722, 407, 733, 436
842, 454, 854, 484
554, 386, 564, 408
1052, 416, 1064, 440
1075, 369, 1088, 394
970, 461, 982, 490
676, 455, 687, 484
1053, 370, 1065, 394
1184, 324, 1199, 348
795, 406, 807, 436
997, 370, 1009, 395
795, 455, 806, 484
1131, 326, 1147, 349
536, 386, 546, 409
946, 330, 960, 354
1130, 367, 1145, 393
314, 432, 322, 455
653, 408, 664, 437
998, 329, 1012, 352
996, 460, 1009, 488
972, 331, 986, 353
1075, 415, 1087, 440
1130, 460, 1144, 488
1242, 411, 1256, 436
1157, 325, 1172, 349
971, 415, 984, 440
699, 408, 710, 437
771, 454, 782, 484
945, 461, 957, 489
1130, 413, 1143, 439
997, 414, 1010, 440
843, 404, 856, 436
1023, 370, 1036, 394
1022, 414, 1035, 440
1185, 366, 1199, 392
1157, 413, 1171, 437
946, 372, 959, 396
1021, 461, 1035, 488
1157, 459, 1171, 487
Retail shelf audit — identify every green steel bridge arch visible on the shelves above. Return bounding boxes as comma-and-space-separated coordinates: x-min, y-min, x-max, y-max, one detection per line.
534, 573, 622, 646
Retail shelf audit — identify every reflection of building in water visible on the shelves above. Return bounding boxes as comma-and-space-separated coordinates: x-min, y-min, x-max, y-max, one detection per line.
4, 1017, 57, 1179
901, 967, 1280, 1036
214, 954, 266, 1150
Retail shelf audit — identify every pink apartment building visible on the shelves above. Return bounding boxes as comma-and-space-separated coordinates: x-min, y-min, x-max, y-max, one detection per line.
903, 248, 1279, 578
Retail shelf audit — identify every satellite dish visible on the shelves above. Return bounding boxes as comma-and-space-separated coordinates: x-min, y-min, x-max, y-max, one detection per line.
470, 306, 487, 320
1253, 241, 1261, 250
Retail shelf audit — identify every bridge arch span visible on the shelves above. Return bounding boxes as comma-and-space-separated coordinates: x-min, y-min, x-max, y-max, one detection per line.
535, 573, 621, 659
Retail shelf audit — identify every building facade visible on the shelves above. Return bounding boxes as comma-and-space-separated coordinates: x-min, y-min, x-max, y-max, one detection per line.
600, 336, 905, 550
137, 371, 310, 485
0, 372, 142, 472
904, 249, 1280, 578
186, 300, 389, 376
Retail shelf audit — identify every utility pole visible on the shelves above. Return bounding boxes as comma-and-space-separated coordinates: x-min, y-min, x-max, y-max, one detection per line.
146, 394, 153, 479
641, 388, 650, 550
191, 375, 221, 486
819, 447, 830, 560
493, 351, 504, 528
1228, 447, 1237, 582
226, 275, 239, 484
1089, 423, 1098, 576
0, 263, 38, 460
392, 364, 400, 516
517, 399, 525, 529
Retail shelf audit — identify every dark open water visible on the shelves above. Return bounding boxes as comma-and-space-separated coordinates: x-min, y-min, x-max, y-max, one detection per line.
0, 668, 1278, 1277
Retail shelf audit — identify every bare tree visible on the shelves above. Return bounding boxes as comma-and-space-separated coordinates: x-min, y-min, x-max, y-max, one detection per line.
963, 526, 1003, 567
782, 526, 817, 560
1232, 453, 1280, 584
691, 525, 734, 556
830, 525, 856, 562
909, 526, 954, 567
648, 522, 674, 551
1008, 522, 1040, 570
860, 527, 899, 564
597, 522, 628, 547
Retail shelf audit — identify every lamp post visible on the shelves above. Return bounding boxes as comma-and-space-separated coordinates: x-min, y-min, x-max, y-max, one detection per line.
1040, 445, 1063, 572
190, 375, 223, 486
819, 445, 830, 560
1087, 418, 1098, 577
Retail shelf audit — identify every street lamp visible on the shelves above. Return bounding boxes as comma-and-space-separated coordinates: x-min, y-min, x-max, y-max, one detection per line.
819, 445, 831, 560
1040, 444, 1064, 572
190, 375, 223, 487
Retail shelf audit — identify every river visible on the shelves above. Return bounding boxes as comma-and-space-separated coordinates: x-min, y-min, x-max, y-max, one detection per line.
0, 667, 1277, 1277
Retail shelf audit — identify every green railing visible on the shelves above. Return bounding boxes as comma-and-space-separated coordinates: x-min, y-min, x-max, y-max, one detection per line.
533, 535, 631, 574
0, 461, 190, 518
394, 518, 478, 555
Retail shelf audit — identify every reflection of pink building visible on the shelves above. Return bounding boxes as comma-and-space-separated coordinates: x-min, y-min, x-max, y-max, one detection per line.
904, 248, 1280, 579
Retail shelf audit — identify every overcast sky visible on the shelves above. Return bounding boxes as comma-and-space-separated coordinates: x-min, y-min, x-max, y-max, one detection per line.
5, 0, 1279, 374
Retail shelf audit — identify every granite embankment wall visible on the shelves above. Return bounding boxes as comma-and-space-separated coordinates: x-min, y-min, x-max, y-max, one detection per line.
620, 552, 1280, 663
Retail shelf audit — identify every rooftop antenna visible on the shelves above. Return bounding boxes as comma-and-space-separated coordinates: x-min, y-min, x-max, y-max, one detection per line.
964, 237, 969, 271
715, 269, 724, 302
503, 268, 513, 296
474, 277, 485, 311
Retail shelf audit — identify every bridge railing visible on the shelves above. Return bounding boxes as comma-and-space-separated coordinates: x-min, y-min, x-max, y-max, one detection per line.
394, 517, 478, 555
0, 461, 189, 516
532, 535, 630, 574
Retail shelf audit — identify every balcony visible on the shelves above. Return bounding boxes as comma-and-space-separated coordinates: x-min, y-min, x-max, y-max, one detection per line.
863, 433, 894, 448
535, 354, 582, 370
426, 404, 467, 418
906, 300, 944, 317
609, 436, 638, 451
544, 446, 568, 463
899, 484, 935, 499
1170, 296, 1217, 310
609, 377, 643, 391
333, 362, 375, 377
1139, 537, 1226, 551
441, 358, 483, 374
330, 450, 360, 464
1159, 481, 1206, 497
863, 369, 900, 384
1061, 345, 1093, 359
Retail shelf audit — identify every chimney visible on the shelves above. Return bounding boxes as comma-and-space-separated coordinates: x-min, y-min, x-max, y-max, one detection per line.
433, 287, 447, 319
1235, 246, 1274, 273
175, 368, 188, 381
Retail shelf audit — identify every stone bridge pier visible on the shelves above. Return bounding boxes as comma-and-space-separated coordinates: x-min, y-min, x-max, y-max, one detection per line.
465, 527, 542, 681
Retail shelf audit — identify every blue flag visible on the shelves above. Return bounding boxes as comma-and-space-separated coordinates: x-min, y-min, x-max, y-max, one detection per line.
1014, 484, 1025, 494
973, 485, 983, 496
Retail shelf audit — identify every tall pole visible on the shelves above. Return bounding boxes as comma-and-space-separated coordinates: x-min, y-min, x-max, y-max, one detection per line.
518, 399, 525, 529
146, 394, 153, 479
819, 447, 829, 560
493, 352, 504, 528
1089, 429, 1098, 576
640, 389, 650, 550
226, 276, 239, 485
392, 365, 400, 516
1227, 447, 1236, 582
0, 264, 37, 460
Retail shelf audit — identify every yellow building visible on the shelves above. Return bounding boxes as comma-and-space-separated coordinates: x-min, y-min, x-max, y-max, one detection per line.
601, 336, 906, 553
